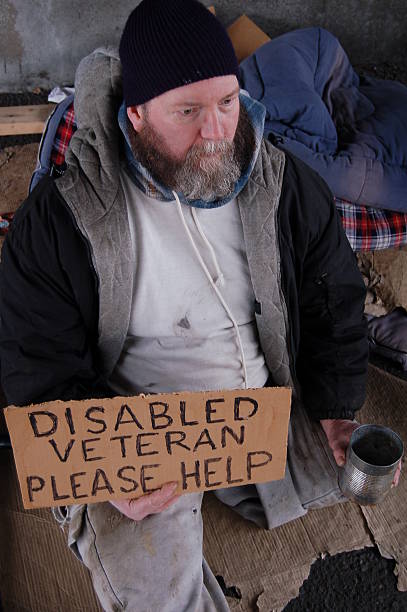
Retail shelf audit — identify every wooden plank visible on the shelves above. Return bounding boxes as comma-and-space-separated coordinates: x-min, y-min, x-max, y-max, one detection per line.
0, 104, 55, 136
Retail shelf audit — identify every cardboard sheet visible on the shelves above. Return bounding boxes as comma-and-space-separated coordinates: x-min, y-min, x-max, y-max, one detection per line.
358, 247, 407, 312
0, 450, 103, 612
5, 388, 291, 509
227, 15, 271, 62
202, 365, 407, 610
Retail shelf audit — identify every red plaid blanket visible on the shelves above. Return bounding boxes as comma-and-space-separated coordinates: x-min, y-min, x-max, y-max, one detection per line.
335, 198, 407, 251
3, 100, 407, 252
51, 103, 76, 166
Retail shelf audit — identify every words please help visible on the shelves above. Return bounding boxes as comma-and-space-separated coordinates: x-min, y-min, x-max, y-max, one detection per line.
5, 388, 291, 509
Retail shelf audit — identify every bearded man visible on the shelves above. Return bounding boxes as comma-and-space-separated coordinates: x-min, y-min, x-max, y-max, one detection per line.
0, 1, 372, 610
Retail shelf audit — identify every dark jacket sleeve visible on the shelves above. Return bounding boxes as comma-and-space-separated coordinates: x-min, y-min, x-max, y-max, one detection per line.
278, 152, 368, 420
0, 178, 112, 406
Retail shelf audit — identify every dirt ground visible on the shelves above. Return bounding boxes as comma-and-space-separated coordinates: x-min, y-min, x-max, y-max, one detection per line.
1, 62, 407, 611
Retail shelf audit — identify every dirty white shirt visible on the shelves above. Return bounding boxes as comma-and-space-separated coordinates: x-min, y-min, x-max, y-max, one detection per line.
108, 171, 269, 395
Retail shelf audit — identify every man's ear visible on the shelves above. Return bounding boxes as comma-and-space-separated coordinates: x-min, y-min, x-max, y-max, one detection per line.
127, 106, 144, 132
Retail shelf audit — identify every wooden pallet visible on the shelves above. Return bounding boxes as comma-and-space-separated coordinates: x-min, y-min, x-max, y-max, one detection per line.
0, 104, 55, 136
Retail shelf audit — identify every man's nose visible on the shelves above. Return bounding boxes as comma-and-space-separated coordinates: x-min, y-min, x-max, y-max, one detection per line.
200, 109, 224, 140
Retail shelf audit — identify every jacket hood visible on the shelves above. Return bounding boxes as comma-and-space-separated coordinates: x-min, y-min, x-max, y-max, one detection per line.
64, 46, 266, 211
63, 47, 124, 208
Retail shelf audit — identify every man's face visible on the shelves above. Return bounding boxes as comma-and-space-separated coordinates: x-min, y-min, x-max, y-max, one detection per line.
127, 75, 252, 201
129, 75, 240, 158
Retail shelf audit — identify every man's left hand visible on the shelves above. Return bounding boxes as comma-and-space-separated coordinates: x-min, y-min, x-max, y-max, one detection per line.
320, 418, 401, 486
320, 418, 359, 467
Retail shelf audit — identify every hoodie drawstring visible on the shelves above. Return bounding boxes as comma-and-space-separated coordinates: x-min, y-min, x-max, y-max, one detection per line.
173, 190, 248, 389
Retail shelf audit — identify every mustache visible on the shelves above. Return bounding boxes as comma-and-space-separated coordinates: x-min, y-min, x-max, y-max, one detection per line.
190, 140, 233, 155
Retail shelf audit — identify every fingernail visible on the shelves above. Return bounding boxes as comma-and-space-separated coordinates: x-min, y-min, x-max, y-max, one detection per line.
165, 482, 178, 493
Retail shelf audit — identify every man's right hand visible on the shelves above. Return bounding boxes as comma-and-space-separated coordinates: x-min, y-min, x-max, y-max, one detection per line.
109, 482, 179, 521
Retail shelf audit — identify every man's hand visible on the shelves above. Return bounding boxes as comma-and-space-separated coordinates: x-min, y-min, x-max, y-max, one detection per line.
320, 419, 359, 467
109, 482, 179, 521
320, 419, 401, 487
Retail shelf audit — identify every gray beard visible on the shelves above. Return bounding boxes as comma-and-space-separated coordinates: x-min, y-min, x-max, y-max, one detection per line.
128, 103, 254, 202
174, 140, 241, 201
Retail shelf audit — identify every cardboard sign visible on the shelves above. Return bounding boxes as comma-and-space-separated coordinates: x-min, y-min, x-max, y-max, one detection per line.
5, 387, 291, 509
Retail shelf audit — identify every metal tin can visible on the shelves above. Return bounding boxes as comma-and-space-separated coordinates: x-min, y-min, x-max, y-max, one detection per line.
339, 424, 403, 506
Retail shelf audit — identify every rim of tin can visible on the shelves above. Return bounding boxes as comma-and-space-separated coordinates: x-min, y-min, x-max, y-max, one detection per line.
349, 424, 403, 475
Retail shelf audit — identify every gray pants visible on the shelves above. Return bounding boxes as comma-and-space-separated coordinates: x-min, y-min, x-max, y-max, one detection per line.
58, 401, 345, 611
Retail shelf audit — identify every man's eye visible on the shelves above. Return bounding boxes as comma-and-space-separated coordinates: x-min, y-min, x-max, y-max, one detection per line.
180, 108, 195, 116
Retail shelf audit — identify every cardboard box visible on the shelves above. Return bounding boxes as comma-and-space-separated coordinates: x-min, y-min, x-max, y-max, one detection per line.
227, 15, 271, 63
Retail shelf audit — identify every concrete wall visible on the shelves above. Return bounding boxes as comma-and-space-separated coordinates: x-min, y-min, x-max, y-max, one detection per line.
1, 0, 406, 92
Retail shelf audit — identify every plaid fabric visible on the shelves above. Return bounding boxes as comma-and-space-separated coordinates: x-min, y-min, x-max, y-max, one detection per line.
0, 212, 15, 236
335, 198, 407, 251
51, 102, 77, 166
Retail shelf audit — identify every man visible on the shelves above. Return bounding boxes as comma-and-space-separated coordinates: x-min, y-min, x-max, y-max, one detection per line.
0, 0, 379, 610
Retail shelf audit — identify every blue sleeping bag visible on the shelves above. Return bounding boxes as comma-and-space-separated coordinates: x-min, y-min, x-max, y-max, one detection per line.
240, 27, 407, 212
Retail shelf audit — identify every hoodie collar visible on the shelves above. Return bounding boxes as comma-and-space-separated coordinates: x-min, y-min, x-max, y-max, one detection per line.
118, 91, 266, 209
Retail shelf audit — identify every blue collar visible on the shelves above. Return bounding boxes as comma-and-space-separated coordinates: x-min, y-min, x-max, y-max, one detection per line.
118, 91, 266, 209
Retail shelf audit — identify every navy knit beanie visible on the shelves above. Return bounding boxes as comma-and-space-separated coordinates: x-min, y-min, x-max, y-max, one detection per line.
119, 0, 240, 106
